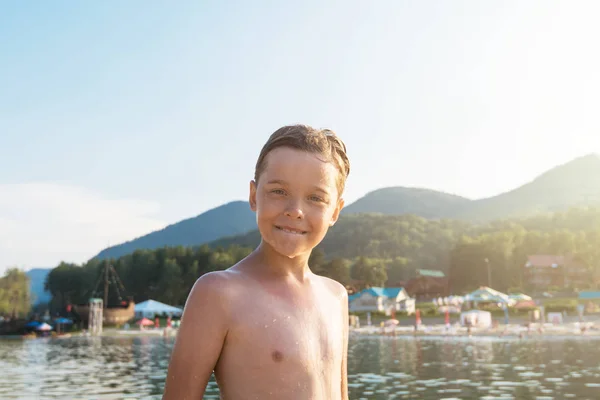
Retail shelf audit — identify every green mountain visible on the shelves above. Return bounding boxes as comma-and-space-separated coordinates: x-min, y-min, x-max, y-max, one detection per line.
91, 154, 600, 260
93, 201, 256, 260
342, 187, 472, 218
91, 187, 471, 261
457, 154, 600, 221
211, 212, 471, 263
210, 206, 600, 290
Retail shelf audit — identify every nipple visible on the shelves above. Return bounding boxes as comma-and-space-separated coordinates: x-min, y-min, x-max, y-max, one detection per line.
272, 350, 284, 362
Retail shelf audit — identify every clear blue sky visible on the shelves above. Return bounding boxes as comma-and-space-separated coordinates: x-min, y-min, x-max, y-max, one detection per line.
1, 1, 600, 271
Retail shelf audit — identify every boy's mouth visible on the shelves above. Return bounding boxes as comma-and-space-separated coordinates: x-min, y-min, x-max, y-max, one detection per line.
275, 225, 307, 235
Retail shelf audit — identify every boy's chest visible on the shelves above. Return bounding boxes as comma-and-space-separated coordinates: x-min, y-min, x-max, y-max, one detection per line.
225, 290, 344, 369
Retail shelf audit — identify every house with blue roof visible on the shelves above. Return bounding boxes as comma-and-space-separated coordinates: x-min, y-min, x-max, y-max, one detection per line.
578, 291, 600, 313
348, 287, 415, 315
578, 291, 600, 301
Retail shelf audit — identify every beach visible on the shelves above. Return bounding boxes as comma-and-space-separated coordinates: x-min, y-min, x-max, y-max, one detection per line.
352, 320, 600, 339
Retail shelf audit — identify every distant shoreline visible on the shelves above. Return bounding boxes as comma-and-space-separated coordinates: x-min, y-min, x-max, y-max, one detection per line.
350, 320, 600, 339
4, 322, 600, 342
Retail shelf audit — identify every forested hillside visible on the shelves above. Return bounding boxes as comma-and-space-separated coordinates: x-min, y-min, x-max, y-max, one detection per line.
90, 154, 600, 262
44, 207, 600, 310
214, 207, 600, 293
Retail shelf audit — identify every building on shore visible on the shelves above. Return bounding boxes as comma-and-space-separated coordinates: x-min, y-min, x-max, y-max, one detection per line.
348, 287, 415, 315
404, 269, 449, 301
524, 255, 588, 289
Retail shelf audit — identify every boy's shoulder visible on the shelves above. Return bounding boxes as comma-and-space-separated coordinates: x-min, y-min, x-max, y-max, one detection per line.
186, 269, 246, 307
193, 269, 238, 288
313, 274, 348, 300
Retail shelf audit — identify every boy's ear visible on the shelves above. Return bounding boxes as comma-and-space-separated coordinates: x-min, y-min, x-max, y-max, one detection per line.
249, 180, 258, 211
330, 197, 345, 226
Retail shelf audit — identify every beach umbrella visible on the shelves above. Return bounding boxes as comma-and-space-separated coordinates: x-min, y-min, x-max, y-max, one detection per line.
25, 321, 41, 328
53, 317, 73, 334
35, 323, 53, 331
136, 317, 154, 326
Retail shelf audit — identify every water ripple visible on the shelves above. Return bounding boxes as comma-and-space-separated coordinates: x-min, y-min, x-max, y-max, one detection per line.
2, 335, 600, 399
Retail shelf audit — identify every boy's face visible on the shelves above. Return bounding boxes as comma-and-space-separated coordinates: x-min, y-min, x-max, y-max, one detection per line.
249, 147, 344, 260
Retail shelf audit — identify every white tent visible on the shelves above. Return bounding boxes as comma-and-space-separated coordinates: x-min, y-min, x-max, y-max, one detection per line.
134, 299, 183, 318
460, 310, 492, 328
509, 293, 532, 302
467, 286, 515, 307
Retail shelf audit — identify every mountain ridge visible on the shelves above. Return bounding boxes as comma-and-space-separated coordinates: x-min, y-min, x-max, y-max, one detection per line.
94, 200, 256, 260
91, 153, 600, 260
342, 186, 472, 219
452, 153, 600, 221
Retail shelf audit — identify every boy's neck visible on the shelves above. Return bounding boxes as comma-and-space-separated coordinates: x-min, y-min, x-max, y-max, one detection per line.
250, 241, 313, 282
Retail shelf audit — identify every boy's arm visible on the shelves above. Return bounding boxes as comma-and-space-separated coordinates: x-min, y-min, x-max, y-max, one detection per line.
163, 272, 230, 400
340, 289, 349, 400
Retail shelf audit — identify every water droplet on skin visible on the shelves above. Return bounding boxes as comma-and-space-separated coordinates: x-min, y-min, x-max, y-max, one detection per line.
265, 325, 268, 328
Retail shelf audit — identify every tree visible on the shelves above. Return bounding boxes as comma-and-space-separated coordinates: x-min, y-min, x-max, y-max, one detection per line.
0, 268, 31, 317
351, 257, 387, 288
44, 262, 93, 310
309, 248, 327, 275
322, 258, 351, 285
385, 257, 410, 284
448, 237, 488, 294
158, 258, 184, 305
44, 245, 254, 309
41, 206, 600, 308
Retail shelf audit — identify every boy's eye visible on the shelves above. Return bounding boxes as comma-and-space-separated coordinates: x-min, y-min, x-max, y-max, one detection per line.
309, 195, 325, 202
271, 189, 286, 195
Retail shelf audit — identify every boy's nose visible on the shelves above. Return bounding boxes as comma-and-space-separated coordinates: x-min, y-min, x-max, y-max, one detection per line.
284, 201, 304, 219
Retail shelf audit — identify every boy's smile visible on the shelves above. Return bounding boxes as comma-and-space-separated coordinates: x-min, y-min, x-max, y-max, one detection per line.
249, 146, 344, 260
275, 225, 308, 235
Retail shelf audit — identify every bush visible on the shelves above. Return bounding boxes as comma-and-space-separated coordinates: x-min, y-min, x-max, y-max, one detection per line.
472, 305, 540, 317
543, 298, 577, 313
415, 302, 438, 316
479, 305, 503, 312
511, 306, 539, 314
349, 311, 387, 318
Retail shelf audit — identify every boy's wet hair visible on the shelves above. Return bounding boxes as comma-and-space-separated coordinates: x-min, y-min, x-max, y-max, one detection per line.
254, 124, 350, 196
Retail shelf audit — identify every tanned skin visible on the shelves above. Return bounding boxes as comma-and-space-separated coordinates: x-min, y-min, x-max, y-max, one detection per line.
163, 147, 349, 400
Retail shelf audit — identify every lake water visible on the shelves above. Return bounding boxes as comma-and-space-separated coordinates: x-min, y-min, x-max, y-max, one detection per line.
2, 334, 600, 399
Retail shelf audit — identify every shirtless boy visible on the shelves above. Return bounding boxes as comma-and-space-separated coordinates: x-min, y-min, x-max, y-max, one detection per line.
162, 125, 351, 400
